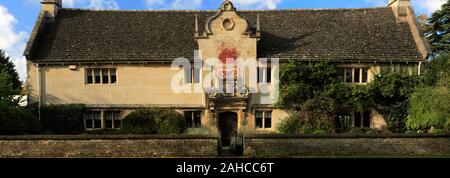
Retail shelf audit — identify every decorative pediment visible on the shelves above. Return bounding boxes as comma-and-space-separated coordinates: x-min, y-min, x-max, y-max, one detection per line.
195, 0, 259, 38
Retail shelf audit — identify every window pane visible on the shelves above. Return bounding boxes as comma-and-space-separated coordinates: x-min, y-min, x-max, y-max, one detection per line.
264, 111, 272, 128
105, 112, 113, 128
257, 67, 265, 83
185, 112, 193, 128
354, 112, 361, 127
193, 67, 200, 84
102, 69, 109, 84
255, 111, 263, 128
354, 68, 360, 83
337, 68, 345, 82
184, 66, 192, 84
86, 69, 93, 84
345, 68, 352, 83
94, 69, 101, 84
362, 68, 368, 83
194, 111, 201, 128
113, 112, 121, 128
85, 113, 93, 129
266, 68, 272, 83
93, 112, 102, 129
110, 69, 117, 84
363, 111, 371, 128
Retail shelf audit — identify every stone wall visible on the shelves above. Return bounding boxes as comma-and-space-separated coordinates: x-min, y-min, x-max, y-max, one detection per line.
244, 134, 450, 157
0, 135, 218, 158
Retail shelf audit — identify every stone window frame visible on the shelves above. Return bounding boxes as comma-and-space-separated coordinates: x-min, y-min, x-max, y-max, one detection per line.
184, 65, 201, 84
84, 110, 122, 130
342, 67, 369, 84
255, 110, 272, 129
184, 110, 202, 128
353, 110, 371, 128
85, 68, 118, 85
257, 66, 272, 84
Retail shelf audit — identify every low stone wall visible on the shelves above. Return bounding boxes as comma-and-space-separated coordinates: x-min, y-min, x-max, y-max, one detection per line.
0, 135, 218, 158
244, 134, 450, 157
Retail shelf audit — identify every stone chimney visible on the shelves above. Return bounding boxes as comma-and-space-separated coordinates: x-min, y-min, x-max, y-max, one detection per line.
388, 0, 410, 19
40, 0, 62, 18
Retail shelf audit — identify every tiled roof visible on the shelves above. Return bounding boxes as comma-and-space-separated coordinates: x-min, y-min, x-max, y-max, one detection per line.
27, 7, 426, 63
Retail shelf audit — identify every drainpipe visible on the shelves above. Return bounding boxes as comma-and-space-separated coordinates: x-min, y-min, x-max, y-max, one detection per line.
37, 64, 42, 121
418, 62, 422, 75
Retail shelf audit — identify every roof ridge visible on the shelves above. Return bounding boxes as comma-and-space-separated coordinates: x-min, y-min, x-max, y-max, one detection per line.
60, 6, 390, 13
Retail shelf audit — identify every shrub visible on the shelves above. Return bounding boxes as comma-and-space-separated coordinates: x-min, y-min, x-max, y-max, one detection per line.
0, 100, 41, 135
122, 109, 157, 134
122, 108, 186, 134
429, 129, 448, 134
312, 130, 328, 135
40, 104, 86, 134
407, 87, 450, 131
277, 113, 302, 134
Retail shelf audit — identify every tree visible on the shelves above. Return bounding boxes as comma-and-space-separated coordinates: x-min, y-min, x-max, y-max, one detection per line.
0, 50, 21, 91
425, 0, 450, 54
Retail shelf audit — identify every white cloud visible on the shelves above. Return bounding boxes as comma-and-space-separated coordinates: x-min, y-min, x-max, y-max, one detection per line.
145, 0, 203, 10
88, 0, 119, 9
412, 0, 446, 13
0, 5, 28, 81
170, 0, 202, 9
231, 0, 282, 10
65, 0, 76, 7
62, 0, 119, 9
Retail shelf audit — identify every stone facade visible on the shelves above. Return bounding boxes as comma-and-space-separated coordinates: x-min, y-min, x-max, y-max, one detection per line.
25, 0, 430, 141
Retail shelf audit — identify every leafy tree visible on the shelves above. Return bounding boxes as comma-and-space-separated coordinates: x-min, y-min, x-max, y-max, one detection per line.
278, 60, 338, 110
0, 50, 21, 91
407, 87, 450, 131
369, 73, 418, 132
425, 0, 450, 54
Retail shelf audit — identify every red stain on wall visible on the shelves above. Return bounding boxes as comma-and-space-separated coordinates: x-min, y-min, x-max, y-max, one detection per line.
218, 48, 237, 64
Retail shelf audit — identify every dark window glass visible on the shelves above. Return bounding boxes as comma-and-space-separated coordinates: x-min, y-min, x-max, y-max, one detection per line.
85, 114, 93, 129
86, 69, 93, 84
354, 112, 361, 127
266, 68, 272, 83
92, 111, 102, 129
110, 69, 117, 84
193, 111, 201, 128
354, 68, 360, 83
114, 112, 121, 128
255, 111, 263, 128
257, 67, 265, 83
362, 68, 368, 83
193, 67, 200, 84
102, 69, 109, 84
94, 69, 101, 84
105, 111, 113, 128
185, 112, 193, 128
264, 111, 272, 128
184, 66, 192, 84
337, 68, 345, 82
363, 111, 371, 128
345, 68, 353, 83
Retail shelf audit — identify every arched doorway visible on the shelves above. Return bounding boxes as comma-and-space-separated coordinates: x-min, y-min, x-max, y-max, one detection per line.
218, 112, 238, 147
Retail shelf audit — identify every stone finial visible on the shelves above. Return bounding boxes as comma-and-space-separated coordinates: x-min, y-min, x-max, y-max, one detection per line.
40, 0, 62, 17
221, 0, 236, 11
388, 0, 411, 18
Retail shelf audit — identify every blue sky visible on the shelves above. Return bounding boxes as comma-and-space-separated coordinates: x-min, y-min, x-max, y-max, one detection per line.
0, 0, 446, 81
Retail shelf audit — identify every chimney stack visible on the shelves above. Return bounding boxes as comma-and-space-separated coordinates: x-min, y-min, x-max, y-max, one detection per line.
388, 0, 411, 19
40, 0, 62, 18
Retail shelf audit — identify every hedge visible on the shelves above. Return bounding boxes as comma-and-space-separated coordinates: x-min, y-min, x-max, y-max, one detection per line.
40, 104, 86, 134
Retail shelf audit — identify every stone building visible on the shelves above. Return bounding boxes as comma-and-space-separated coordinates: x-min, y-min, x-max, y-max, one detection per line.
25, 0, 430, 145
